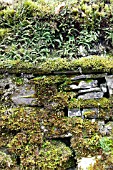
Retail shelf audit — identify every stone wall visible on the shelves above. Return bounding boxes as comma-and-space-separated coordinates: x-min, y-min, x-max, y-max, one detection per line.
0, 58, 113, 169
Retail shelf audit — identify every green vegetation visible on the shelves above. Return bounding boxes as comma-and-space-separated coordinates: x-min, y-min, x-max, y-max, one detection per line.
0, 0, 113, 169
0, 0, 113, 61
0, 56, 113, 74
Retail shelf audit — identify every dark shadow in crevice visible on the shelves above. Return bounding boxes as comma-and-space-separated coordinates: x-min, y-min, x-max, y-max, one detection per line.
5, 84, 10, 89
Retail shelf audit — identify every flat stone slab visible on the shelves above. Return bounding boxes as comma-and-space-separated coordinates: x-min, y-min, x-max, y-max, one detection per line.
78, 92, 104, 99
69, 80, 98, 90
71, 73, 107, 81
78, 87, 101, 94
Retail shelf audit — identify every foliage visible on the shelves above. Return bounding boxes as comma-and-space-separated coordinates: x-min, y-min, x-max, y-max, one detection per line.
0, 0, 113, 61
99, 137, 113, 153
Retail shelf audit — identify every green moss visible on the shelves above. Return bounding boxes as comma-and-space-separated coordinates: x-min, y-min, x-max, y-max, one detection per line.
0, 56, 113, 74
69, 97, 113, 109
33, 140, 73, 170
12, 77, 24, 85
70, 118, 101, 158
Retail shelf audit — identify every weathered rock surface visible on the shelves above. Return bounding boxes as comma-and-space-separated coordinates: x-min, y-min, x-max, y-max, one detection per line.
78, 92, 104, 99
105, 75, 113, 96
11, 84, 37, 106
0, 71, 113, 169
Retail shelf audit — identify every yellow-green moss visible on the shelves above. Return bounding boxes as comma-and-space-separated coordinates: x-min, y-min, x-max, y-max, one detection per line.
0, 56, 113, 74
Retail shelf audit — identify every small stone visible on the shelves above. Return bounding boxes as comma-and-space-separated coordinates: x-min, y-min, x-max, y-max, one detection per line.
78, 87, 101, 94
68, 109, 81, 117
11, 84, 37, 106
100, 83, 107, 93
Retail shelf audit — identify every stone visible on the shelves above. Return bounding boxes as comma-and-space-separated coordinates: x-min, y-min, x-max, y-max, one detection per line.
78, 87, 101, 94
69, 80, 98, 90
98, 121, 113, 136
69, 84, 79, 90
100, 121, 113, 136
105, 75, 113, 96
11, 83, 37, 106
77, 156, 101, 170
64, 133, 72, 137
78, 92, 104, 99
71, 73, 107, 81
68, 109, 81, 117
100, 83, 107, 93
78, 80, 98, 89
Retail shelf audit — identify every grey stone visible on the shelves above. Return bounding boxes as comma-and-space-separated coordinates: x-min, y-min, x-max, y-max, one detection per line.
100, 83, 107, 93
78, 92, 104, 99
69, 84, 79, 90
68, 109, 81, 117
11, 84, 37, 106
78, 80, 98, 89
71, 73, 107, 81
98, 121, 105, 135
105, 75, 113, 96
69, 80, 98, 90
78, 87, 101, 94
64, 133, 72, 137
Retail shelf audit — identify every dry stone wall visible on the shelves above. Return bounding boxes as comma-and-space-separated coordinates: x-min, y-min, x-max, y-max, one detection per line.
0, 67, 113, 169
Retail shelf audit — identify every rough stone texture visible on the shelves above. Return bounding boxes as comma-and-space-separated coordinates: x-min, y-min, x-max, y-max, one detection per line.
11, 84, 37, 106
98, 121, 113, 136
0, 72, 113, 169
78, 92, 104, 99
100, 83, 107, 93
70, 80, 98, 90
68, 109, 81, 117
105, 75, 113, 96
71, 74, 107, 81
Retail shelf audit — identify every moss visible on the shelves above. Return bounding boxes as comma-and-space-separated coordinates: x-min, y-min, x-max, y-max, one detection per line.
33, 140, 73, 170
0, 56, 113, 74
69, 97, 113, 109
12, 77, 24, 85
70, 118, 102, 158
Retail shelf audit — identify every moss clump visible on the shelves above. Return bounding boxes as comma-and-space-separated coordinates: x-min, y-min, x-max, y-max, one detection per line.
69, 97, 113, 109
33, 140, 73, 170
70, 118, 101, 158
0, 56, 113, 74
